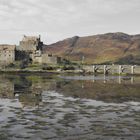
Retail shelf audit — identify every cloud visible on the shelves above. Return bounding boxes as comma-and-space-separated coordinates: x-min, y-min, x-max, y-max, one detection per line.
0, 0, 140, 44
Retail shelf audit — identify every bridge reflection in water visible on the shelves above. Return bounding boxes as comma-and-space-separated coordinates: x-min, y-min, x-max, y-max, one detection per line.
0, 74, 140, 105
60, 75, 138, 84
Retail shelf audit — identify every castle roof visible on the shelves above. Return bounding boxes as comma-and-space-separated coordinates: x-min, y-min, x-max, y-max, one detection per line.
0, 45, 16, 51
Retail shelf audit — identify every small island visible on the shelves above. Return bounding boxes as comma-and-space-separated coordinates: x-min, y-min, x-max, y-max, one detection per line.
0, 34, 140, 75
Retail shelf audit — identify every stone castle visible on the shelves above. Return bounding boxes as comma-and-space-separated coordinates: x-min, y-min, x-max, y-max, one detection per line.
0, 35, 61, 65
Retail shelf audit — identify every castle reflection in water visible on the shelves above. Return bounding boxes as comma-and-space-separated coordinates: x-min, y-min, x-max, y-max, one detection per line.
0, 74, 140, 106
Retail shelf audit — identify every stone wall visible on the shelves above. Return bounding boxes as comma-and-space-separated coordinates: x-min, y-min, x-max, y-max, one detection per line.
42, 54, 61, 64
19, 41, 37, 52
33, 56, 42, 64
0, 45, 16, 65
30, 50, 42, 63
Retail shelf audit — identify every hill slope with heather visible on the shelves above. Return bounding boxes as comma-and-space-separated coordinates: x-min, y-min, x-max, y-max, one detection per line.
44, 33, 140, 64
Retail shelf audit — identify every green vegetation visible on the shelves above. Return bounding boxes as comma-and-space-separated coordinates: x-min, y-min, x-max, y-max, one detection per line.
116, 55, 140, 65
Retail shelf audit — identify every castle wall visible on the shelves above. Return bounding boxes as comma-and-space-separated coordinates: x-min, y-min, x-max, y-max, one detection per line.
19, 41, 37, 52
33, 56, 42, 63
42, 54, 61, 64
0, 45, 15, 65
30, 50, 42, 63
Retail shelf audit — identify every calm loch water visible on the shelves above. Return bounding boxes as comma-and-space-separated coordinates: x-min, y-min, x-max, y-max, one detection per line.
0, 74, 140, 140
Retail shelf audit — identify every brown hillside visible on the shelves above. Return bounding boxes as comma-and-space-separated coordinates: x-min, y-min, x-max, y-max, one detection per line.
44, 33, 140, 64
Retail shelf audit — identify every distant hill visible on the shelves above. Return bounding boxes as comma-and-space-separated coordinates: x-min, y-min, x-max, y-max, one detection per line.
43, 32, 140, 64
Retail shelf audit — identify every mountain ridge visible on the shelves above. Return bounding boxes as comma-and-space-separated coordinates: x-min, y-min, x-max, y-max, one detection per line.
44, 32, 140, 64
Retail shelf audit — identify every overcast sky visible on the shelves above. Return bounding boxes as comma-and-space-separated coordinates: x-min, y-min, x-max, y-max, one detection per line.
0, 0, 140, 45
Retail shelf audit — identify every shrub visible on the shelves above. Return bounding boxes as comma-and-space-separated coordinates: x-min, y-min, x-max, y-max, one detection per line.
42, 65, 57, 70
62, 65, 75, 70
7, 63, 15, 68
